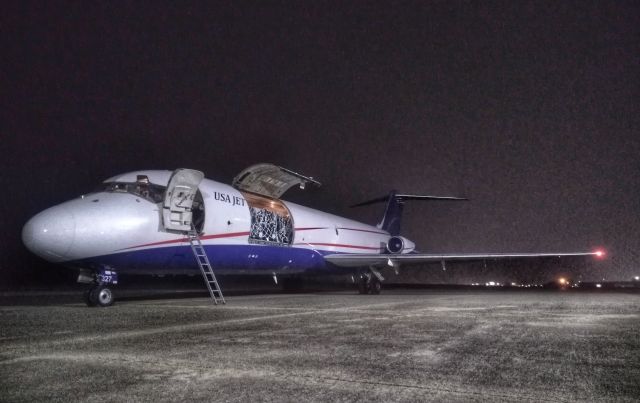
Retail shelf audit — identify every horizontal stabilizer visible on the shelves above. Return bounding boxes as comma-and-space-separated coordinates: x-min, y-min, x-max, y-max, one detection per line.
351, 190, 467, 235
351, 194, 467, 208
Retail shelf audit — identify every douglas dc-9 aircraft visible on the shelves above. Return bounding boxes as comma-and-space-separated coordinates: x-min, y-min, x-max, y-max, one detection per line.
22, 163, 603, 307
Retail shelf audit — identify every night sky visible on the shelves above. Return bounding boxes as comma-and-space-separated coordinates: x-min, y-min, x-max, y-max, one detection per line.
2, 1, 638, 286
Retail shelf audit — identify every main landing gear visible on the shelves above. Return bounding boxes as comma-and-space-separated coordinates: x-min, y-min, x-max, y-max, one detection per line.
357, 272, 382, 295
79, 268, 118, 307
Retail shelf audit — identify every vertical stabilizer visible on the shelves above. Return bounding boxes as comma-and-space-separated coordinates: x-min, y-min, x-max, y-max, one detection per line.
380, 190, 403, 235
351, 192, 467, 236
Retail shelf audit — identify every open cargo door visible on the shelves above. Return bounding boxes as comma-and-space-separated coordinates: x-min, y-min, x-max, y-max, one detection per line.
232, 163, 321, 199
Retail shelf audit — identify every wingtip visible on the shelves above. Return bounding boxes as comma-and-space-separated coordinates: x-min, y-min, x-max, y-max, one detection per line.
594, 249, 606, 258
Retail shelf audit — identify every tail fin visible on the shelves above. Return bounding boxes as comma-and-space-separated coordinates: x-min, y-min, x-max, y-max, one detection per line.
351, 191, 467, 235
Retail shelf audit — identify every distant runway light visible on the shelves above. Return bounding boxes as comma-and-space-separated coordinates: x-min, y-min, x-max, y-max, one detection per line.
596, 284, 602, 288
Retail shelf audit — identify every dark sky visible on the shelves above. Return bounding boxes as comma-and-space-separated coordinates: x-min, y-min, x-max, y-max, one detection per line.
2, 1, 638, 285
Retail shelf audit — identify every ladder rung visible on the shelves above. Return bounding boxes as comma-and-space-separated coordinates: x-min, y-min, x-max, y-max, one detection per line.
189, 226, 225, 304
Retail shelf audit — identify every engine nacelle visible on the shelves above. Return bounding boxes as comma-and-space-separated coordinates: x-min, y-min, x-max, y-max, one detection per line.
386, 236, 415, 254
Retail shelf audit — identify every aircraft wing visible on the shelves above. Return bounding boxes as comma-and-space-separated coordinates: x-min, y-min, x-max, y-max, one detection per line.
324, 251, 603, 268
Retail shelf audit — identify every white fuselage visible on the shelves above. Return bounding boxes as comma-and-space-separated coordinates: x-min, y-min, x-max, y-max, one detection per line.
22, 170, 393, 275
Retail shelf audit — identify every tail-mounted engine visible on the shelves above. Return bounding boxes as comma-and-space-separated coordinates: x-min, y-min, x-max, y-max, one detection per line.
386, 236, 415, 254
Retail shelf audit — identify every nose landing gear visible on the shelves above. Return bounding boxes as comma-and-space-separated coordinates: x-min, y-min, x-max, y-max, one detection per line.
83, 285, 114, 307
79, 268, 118, 307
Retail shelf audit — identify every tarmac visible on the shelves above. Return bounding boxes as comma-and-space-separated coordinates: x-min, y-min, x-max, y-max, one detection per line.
1, 289, 639, 402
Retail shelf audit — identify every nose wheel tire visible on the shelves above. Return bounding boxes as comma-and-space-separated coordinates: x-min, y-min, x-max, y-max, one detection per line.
85, 285, 115, 307
83, 289, 96, 307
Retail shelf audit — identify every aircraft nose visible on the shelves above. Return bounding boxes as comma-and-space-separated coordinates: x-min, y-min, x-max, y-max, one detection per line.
22, 206, 76, 262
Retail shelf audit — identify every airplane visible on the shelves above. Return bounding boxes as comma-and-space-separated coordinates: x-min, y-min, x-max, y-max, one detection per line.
22, 163, 604, 307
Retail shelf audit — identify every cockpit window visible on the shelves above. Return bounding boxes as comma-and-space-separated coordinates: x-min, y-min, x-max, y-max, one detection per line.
99, 182, 166, 204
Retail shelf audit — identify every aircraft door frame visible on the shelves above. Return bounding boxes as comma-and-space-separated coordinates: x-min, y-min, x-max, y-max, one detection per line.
241, 191, 294, 246
162, 169, 205, 232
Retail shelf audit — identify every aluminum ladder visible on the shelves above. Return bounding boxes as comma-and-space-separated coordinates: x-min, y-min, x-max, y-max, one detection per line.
187, 228, 225, 304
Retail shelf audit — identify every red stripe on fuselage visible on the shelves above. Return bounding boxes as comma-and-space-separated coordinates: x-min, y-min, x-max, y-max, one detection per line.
120, 231, 251, 250
120, 227, 385, 252
337, 227, 388, 235
295, 227, 388, 235
294, 242, 381, 251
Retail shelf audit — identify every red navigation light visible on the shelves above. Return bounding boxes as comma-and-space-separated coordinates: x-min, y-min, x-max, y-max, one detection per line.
594, 249, 606, 258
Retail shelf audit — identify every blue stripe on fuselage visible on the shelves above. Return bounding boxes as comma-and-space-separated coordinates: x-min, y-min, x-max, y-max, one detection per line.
67, 244, 348, 275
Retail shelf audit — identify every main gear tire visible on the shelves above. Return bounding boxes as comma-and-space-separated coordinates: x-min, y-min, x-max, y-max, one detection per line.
370, 278, 382, 295
357, 275, 370, 294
